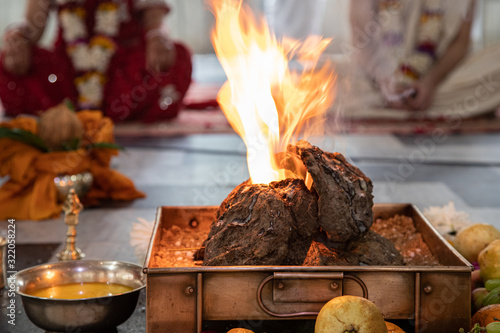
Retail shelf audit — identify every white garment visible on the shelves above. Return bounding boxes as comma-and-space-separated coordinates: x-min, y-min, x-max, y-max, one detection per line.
263, 0, 327, 40
351, 0, 471, 83
339, 0, 500, 120
336, 41, 500, 120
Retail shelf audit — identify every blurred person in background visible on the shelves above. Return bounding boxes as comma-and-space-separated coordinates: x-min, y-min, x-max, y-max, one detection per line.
347, 0, 500, 119
0, 0, 192, 122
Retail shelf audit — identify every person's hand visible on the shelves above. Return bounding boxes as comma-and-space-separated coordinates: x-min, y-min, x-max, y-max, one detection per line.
406, 77, 436, 111
1, 27, 32, 76
145, 31, 176, 73
378, 75, 413, 109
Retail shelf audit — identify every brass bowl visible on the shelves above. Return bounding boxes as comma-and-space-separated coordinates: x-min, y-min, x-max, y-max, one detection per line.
15, 260, 144, 332
54, 172, 93, 202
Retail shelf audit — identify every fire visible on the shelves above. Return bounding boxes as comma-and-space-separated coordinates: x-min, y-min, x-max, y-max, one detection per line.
210, 0, 335, 185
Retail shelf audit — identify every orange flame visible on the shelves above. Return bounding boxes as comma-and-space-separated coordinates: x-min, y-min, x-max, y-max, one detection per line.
210, 0, 335, 184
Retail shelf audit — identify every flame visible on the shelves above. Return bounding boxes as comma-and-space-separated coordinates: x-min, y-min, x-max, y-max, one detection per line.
210, 0, 335, 184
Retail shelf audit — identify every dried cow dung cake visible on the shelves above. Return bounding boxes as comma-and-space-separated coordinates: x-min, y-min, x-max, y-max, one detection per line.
203, 179, 318, 266
292, 140, 374, 244
304, 230, 404, 266
202, 141, 401, 267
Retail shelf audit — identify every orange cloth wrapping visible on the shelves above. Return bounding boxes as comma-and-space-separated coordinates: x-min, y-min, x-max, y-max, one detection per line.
0, 111, 145, 220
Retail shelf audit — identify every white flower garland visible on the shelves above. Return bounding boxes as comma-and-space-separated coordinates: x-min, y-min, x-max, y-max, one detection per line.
75, 73, 105, 108
59, 9, 87, 42
95, 5, 121, 37
67, 38, 117, 73
59, 2, 121, 109
91, 45, 116, 73
68, 43, 92, 71
379, 0, 444, 86
423, 201, 472, 243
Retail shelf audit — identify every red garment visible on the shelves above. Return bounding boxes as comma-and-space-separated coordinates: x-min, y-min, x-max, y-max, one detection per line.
0, 0, 192, 122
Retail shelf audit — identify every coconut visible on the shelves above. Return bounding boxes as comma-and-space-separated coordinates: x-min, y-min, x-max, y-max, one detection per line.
38, 103, 83, 151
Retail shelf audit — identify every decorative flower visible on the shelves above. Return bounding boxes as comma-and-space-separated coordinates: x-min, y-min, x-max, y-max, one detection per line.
95, 3, 121, 37
379, 0, 444, 84
59, 8, 87, 42
423, 202, 472, 242
75, 72, 106, 109
380, 9, 402, 32
90, 46, 114, 72
418, 17, 443, 43
68, 37, 117, 73
130, 218, 155, 262
406, 53, 433, 74
68, 42, 92, 71
89, 35, 117, 72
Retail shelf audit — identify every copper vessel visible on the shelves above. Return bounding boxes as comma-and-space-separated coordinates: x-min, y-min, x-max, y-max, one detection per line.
144, 204, 472, 333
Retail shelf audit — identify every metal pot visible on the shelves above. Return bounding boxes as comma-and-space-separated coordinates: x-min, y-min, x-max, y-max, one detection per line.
15, 260, 145, 332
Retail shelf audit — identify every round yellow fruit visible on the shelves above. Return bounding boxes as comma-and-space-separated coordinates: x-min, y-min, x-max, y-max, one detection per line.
454, 224, 500, 263
227, 329, 254, 333
479, 239, 500, 282
315, 295, 387, 333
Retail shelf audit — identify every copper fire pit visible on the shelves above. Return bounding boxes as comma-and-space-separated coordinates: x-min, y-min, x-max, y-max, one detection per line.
144, 203, 472, 333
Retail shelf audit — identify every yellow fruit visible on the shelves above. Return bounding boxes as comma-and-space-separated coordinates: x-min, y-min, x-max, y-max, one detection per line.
227, 329, 254, 333
454, 224, 500, 263
479, 239, 500, 282
315, 295, 387, 333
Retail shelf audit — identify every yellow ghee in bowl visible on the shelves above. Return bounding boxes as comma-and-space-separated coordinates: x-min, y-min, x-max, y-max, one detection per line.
28, 282, 134, 299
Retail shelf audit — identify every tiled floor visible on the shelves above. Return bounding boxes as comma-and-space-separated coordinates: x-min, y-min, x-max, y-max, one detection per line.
1, 55, 500, 332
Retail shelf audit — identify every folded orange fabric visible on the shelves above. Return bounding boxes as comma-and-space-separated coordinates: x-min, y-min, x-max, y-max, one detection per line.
0, 111, 145, 220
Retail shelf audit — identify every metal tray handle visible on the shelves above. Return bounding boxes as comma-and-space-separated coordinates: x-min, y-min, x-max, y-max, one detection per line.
256, 272, 368, 318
